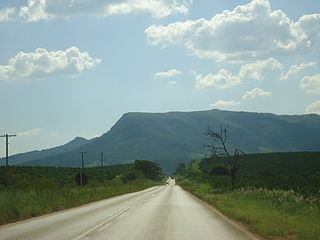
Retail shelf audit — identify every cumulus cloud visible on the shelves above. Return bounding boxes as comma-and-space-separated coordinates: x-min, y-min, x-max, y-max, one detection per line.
209, 100, 241, 107
18, 128, 43, 136
196, 69, 241, 89
306, 100, 320, 114
154, 69, 182, 78
145, 0, 320, 62
0, 47, 101, 81
242, 88, 272, 99
196, 58, 282, 89
280, 62, 316, 80
19, 0, 190, 22
239, 58, 283, 81
298, 14, 320, 48
300, 74, 320, 94
0, 7, 16, 22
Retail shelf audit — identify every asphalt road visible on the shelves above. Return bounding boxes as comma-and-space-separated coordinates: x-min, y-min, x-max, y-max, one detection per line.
0, 181, 256, 240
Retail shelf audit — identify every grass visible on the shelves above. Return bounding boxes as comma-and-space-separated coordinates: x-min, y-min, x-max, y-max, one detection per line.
0, 166, 159, 225
0, 178, 157, 225
179, 179, 320, 240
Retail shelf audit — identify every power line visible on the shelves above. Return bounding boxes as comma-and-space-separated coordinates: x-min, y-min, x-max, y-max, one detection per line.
0, 134, 17, 167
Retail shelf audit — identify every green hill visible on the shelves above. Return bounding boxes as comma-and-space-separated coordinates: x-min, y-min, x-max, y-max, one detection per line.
0, 137, 88, 166
14, 109, 320, 172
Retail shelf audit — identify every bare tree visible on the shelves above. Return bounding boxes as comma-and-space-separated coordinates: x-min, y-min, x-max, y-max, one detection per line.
205, 124, 245, 191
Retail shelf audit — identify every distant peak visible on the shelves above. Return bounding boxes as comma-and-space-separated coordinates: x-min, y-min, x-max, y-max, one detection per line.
68, 136, 88, 144
74, 136, 87, 141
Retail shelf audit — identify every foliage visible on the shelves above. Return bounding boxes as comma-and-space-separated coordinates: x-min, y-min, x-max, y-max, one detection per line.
134, 160, 163, 181
199, 158, 215, 174
209, 164, 229, 176
174, 163, 187, 176
189, 167, 320, 195
0, 165, 128, 190
240, 152, 320, 176
121, 168, 144, 183
199, 152, 320, 188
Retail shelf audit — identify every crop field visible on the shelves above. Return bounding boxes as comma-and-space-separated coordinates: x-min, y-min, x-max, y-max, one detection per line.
0, 163, 160, 225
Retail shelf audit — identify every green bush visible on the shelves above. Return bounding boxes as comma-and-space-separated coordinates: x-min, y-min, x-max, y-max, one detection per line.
210, 164, 229, 176
134, 160, 163, 181
121, 168, 144, 182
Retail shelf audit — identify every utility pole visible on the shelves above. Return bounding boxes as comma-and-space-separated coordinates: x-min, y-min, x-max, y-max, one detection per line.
0, 134, 17, 167
79, 151, 87, 187
100, 153, 104, 167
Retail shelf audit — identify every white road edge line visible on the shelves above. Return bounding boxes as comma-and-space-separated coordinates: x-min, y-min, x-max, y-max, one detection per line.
181, 186, 265, 240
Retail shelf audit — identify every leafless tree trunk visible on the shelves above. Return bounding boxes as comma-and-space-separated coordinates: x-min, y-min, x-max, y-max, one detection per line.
205, 124, 245, 191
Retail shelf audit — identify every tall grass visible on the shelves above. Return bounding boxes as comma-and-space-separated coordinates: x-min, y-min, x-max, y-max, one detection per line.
233, 188, 320, 210
0, 178, 157, 225
179, 179, 320, 240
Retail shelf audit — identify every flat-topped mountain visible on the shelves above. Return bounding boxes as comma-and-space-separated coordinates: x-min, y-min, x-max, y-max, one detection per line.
8, 109, 320, 171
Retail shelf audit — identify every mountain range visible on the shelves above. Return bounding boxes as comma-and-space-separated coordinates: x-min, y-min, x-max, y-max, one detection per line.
0, 137, 88, 166
2, 109, 320, 172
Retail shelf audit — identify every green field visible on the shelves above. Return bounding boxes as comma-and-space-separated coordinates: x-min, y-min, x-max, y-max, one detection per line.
0, 161, 163, 225
199, 152, 320, 176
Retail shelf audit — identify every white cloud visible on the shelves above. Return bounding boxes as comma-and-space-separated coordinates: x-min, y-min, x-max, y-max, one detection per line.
0, 47, 101, 81
280, 62, 316, 80
18, 128, 43, 136
19, 0, 49, 22
196, 69, 241, 89
242, 88, 272, 99
306, 100, 320, 114
209, 100, 241, 107
0, 7, 16, 22
300, 74, 320, 94
169, 80, 177, 85
239, 58, 283, 81
19, 0, 190, 22
196, 58, 281, 89
154, 69, 182, 78
145, 0, 320, 62
298, 14, 320, 48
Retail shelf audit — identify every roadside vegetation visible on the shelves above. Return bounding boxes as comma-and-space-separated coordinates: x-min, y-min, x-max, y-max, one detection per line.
0, 160, 164, 225
176, 152, 320, 240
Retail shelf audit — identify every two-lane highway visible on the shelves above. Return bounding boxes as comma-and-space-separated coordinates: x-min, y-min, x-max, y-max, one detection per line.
0, 183, 257, 240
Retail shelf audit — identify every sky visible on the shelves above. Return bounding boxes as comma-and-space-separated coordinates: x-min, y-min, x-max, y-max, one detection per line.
0, 0, 319, 156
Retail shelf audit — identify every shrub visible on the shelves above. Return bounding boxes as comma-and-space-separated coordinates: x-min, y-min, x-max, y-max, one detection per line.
210, 164, 229, 176
134, 160, 162, 181
121, 169, 143, 183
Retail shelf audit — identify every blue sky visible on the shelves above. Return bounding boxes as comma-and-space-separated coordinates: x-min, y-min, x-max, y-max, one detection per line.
0, 0, 319, 155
